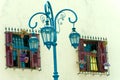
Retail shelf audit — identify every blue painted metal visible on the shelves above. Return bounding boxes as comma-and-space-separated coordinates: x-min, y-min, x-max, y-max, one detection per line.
28, 1, 80, 80
69, 28, 80, 49
41, 26, 55, 49
29, 35, 39, 52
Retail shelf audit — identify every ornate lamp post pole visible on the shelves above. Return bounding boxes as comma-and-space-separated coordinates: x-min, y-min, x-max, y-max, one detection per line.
28, 1, 80, 80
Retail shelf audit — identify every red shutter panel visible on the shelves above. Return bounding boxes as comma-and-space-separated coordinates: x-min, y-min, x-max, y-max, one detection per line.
100, 54, 106, 72
79, 52, 87, 71
86, 52, 90, 71
37, 51, 41, 68
36, 34, 41, 68
98, 41, 107, 72
30, 51, 38, 68
78, 39, 87, 71
98, 41, 102, 72
36, 50, 40, 68
29, 34, 34, 68
78, 39, 84, 52
5, 32, 13, 67
33, 53, 38, 68
101, 41, 107, 72
30, 51, 33, 68
78, 39, 84, 62
29, 34, 41, 69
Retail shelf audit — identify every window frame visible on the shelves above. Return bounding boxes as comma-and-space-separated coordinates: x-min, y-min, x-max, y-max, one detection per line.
78, 37, 110, 75
5, 28, 41, 71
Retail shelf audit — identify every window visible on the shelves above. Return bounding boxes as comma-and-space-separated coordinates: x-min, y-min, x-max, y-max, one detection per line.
78, 37, 110, 75
5, 29, 41, 70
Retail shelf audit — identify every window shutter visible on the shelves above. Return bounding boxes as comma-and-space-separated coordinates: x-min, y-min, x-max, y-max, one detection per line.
78, 39, 84, 63
86, 52, 90, 71
78, 39, 87, 71
33, 53, 37, 68
30, 50, 38, 68
30, 34, 41, 69
36, 34, 41, 68
78, 37, 109, 74
29, 34, 34, 68
5, 29, 41, 70
79, 52, 87, 71
78, 39, 84, 52
98, 41, 102, 72
98, 41, 107, 72
5, 32, 14, 67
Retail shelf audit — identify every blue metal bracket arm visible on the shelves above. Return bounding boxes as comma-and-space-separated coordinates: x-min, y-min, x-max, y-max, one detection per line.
28, 1, 54, 30
55, 9, 78, 24
44, 1, 78, 32
28, 12, 47, 29
54, 9, 78, 33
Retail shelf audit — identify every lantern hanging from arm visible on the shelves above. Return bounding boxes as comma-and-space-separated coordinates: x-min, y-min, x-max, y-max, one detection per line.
40, 24, 55, 50
69, 27, 80, 49
29, 34, 39, 53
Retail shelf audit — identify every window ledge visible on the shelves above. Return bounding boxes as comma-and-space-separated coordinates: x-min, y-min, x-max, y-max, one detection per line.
77, 71, 110, 76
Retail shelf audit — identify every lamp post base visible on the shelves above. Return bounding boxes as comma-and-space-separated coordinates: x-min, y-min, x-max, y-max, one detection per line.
53, 72, 59, 80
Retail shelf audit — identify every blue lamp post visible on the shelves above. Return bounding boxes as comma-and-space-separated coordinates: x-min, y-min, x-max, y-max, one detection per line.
28, 1, 80, 80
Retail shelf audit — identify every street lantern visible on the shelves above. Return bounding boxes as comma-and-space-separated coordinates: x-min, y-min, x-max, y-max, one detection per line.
41, 26, 55, 49
69, 27, 80, 49
28, 1, 80, 80
29, 35, 39, 52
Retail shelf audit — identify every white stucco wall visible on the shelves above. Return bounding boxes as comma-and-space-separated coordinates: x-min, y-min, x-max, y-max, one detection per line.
0, 0, 120, 80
